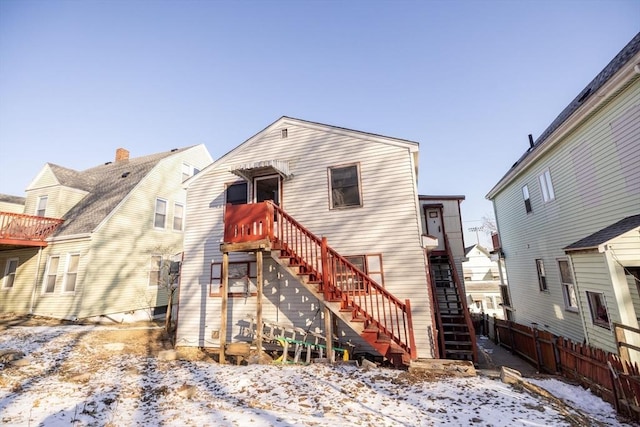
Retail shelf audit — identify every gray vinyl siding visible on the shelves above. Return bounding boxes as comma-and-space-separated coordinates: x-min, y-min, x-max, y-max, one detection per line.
492, 79, 640, 343
178, 121, 433, 357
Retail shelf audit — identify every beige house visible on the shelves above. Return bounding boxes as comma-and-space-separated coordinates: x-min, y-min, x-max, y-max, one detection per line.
177, 117, 465, 366
0, 145, 212, 321
486, 33, 640, 360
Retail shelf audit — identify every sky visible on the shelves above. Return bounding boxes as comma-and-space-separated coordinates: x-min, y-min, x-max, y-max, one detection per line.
0, 324, 632, 426
1, 0, 638, 248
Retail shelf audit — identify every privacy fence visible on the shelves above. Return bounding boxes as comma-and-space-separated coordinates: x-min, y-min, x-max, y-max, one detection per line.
473, 314, 640, 422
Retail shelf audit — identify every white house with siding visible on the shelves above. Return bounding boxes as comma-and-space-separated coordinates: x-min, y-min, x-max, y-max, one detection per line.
176, 117, 436, 365
486, 33, 640, 359
0, 145, 212, 321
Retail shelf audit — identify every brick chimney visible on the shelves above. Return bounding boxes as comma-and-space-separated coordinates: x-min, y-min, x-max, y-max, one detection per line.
115, 148, 130, 162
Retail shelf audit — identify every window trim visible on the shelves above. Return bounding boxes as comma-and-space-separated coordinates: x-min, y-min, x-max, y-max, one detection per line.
538, 168, 556, 203
42, 255, 60, 294
558, 258, 578, 312
586, 291, 610, 329
328, 163, 363, 209
536, 259, 547, 291
522, 185, 532, 214
154, 198, 168, 229
36, 195, 48, 217
225, 181, 249, 206
2, 258, 19, 289
210, 261, 258, 297
62, 253, 80, 293
173, 202, 184, 231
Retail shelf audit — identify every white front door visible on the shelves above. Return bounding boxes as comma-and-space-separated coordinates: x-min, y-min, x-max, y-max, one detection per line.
425, 207, 445, 251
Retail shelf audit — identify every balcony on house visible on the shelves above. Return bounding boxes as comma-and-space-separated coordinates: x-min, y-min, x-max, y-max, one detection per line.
0, 212, 64, 249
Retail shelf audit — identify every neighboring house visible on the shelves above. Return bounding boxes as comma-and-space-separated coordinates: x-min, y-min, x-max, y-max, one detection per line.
463, 244, 505, 319
177, 116, 450, 366
0, 195, 26, 214
0, 145, 212, 321
486, 33, 640, 359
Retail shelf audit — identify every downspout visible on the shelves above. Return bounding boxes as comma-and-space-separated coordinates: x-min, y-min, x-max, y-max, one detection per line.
29, 246, 44, 314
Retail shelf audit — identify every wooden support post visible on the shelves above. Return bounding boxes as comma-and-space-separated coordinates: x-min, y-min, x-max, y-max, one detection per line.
324, 306, 333, 363
220, 252, 229, 364
256, 250, 264, 360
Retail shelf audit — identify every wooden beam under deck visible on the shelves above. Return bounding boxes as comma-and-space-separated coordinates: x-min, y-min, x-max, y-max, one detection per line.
220, 239, 272, 253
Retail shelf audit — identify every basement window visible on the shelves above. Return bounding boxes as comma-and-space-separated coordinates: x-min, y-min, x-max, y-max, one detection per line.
210, 261, 257, 297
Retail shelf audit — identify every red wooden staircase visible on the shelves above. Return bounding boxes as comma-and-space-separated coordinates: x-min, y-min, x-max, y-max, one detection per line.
223, 201, 417, 366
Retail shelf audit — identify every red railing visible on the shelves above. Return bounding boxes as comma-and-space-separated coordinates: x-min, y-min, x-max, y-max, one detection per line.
0, 212, 64, 246
223, 202, 417, 359
444, 233, 478, 362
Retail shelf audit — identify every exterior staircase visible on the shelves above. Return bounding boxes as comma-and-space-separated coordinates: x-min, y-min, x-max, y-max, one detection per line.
429, 236, 478, 363
223, 201, 417, 366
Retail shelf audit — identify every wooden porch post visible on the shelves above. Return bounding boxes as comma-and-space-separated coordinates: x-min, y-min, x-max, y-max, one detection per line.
220, 252, 229, 364
256, 250, 264, 360
324, 306, 334, 363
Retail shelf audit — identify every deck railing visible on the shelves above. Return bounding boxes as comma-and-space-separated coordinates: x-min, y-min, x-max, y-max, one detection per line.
0, 212, 64, 246
223, 201, 417, 359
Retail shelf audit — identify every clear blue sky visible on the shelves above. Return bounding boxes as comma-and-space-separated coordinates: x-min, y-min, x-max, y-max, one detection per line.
1, 0, 638, 248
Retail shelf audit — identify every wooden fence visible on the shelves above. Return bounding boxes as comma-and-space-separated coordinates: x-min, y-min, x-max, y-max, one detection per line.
477, 315, 640, 422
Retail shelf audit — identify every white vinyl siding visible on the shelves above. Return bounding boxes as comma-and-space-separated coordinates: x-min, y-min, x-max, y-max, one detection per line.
178, 120, 432, 357
490, 77, 640, 344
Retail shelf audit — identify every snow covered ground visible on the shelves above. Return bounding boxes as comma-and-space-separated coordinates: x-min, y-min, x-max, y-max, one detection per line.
0, 324, 632, 426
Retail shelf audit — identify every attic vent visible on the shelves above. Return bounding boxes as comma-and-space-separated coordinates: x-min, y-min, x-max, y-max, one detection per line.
577, 88, 592, 103
281, 128, 288, 139
171, 148, 178, 152
121, 172, 131, 178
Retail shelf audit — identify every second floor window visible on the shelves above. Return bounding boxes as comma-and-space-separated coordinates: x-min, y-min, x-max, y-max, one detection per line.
536, 259, 547, 291
173, 203, 184, 231
43, 255, 60, 293
522, 185, 532, 214
37, 196, 48, 217
154, 199, 167, 228
2, 258, 18, 289
329, 164, 362, 209
539, 169, 555, 203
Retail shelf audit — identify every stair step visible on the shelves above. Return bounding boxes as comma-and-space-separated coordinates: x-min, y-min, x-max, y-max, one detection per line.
444, 340, 473, 346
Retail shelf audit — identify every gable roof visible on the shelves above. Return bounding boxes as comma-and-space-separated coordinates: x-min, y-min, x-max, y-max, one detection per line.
0, 194, 26, 205
487, 32, 640, 199
188, 116, 419, 187
465, 244, 490, 257
564, 214, 640, 252
52, 147, 194, 237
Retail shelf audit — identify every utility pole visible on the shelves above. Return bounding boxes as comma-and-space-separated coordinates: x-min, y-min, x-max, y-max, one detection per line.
468, 226, 483, 245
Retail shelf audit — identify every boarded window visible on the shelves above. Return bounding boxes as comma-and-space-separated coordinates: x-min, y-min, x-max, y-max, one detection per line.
329, 164, 362, 209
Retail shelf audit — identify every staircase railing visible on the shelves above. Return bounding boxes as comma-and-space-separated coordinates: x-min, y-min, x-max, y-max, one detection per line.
223, 201, 417, 359
443, 233, 478, 362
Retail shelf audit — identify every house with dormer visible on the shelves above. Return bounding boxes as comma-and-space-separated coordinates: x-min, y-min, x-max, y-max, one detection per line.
487, 33, 640, 360
176, 117, 476, 366
0, 145, 212, 321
